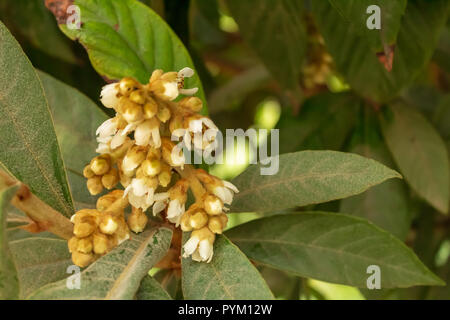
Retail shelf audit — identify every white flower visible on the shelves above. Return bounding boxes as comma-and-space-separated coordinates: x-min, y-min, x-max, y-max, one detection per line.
152, 192, 169, 216
161, 67, 198, 101
124, 178, 155, 211
100, 83, 120, 109
167, 199, 185, 226
183, 228, 215, 263
135, 119, 160, 147
212, 180, 239, 206
95, 116, 132, 151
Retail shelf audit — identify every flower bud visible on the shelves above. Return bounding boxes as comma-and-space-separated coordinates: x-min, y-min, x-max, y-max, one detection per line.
77, 236, 93, 253
99, 214, 119, 235
96, 190, 124, 211
68, 237, 79, 253
129, 89, 146, 105
72, 251, 95, 268
83, 165, 95, 179
203, 194, 223, 216
149, 69, 164, 83
127, 208, 148, 233
141, 159, 162, 177
93, 232, 110, 255
157, 104, 171, 123
158, 163, 172, 187
87, 176, 104, 195
143, 97, 158, 119
122, 145, 147, 175
122, 101, 144, 123
90, 155, 111, 176
162, 138, 185, 167
180, 212, 193, 232
190, 210, 208, 229
73, 216, 96, 238
180, 97, 203, 112
119, 77, 139, 96
102, 168, 119, 190
208, 214, 228, 234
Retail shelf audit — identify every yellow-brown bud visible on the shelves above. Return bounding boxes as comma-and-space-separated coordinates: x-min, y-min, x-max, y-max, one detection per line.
141, 159, 162, 177
127, 208, 148, 233
180, 212, 193, 232
99, 214, 119, 235
93, 232, 110, 255
72, 251, 95, 268
190, 210, 208, 229
129, 90, 146, 105
101, 168, 119, 190
87, 176, 104, 195
96, 190, 123, 211
203, 194, 223, 216
180, 97, 203, 112
208, 214, 228, 234
123, 101, 144, 123
83, 165, 95, 179
68, 237, 79, 253
158, 163, 172, 187
90, 155, 111, 176
73, 216, 96, 238
77, 236, 93, 253
143, 98, 158, 119
157, 104, 171, 123
119, 77, 139, 96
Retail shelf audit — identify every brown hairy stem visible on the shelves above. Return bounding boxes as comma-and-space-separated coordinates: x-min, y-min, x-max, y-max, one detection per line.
176, 165, 206, 201
0, 170, 73, 240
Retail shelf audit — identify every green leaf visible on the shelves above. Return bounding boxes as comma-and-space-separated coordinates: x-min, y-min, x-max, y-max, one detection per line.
153, 269, 183, 299
328, 0, 407, 51
58, 0, 207, 112
230, 151, 401, 213
0, 21, 74, 217
37, 71, 108, 208
0, 0, 76, 64
0, 185, 19, 299
311, 0, 449, 102
225, 0, 306, 89
182, 234, 274, 300
136, 275, 172, 300
340, 112, 411, 240
9, 238, 72, 299
277, 93, 360, 154
226, 213, 444, 288
27, 227, 172, 300
380, 102, 449, 214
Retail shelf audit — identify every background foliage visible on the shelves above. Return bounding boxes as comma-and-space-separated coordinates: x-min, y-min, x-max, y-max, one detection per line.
0, 0, 449, 300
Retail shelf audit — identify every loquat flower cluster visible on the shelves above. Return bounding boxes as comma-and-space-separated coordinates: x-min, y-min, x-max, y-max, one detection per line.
69, 67, 239, 267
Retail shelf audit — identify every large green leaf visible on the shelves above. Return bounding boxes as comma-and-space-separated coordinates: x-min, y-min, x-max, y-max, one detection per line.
182, 234, 274, 300
277, 93, 360, 154
380, 102, 449, 214
9, 238, 72, 299
226, 213, 444, 288
136, 275, 172, 300
312, 0, 449, 102
38, 71, 108, 208
225, 0, 306, 89
0, 21, 74, 217
58, 0, 206, 111
0, 185, 19, 299
27, 227, 172, 299
0, 0, 76, 64
340, 112, 411, 240
230, 151, 401, 213
328, 0, 407, 51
